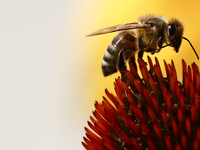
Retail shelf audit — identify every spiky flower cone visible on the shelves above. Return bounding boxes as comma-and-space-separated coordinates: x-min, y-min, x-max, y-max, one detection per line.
82, 56, 200, 150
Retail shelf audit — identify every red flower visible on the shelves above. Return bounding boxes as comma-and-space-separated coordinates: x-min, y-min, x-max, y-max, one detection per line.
82, 56, 200, 150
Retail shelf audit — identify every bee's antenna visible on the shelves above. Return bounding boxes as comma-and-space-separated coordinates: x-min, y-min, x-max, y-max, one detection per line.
162, 37, 199, 60
161, 40, 176, 49
182, 37, 199, 60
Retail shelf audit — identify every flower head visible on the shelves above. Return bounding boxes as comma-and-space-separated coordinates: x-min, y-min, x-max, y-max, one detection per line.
82, 56, 200, 150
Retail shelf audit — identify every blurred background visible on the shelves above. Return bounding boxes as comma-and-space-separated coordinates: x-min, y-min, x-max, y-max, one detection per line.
0, 0, 200, 149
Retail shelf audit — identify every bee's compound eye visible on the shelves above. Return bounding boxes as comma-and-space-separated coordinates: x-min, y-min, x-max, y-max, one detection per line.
167, 24, 176, 36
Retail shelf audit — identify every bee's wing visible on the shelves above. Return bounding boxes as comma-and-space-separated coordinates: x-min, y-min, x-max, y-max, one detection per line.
87, 22, 147, 37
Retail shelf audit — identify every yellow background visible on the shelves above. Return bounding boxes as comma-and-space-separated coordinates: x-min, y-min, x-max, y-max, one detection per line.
0, 0, 200, 150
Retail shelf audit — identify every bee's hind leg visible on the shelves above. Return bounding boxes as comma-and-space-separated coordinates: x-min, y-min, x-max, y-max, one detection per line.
117, 50, 129, 84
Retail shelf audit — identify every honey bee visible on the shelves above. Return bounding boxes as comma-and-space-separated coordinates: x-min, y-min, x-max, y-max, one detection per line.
87, 15, 199, 80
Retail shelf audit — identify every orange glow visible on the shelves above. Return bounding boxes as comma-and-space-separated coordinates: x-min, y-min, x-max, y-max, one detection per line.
72, 1, 200, 113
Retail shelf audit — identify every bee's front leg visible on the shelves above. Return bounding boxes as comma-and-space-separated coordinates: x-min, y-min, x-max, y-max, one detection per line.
158, 36, 164, 49
138, 37, 145, 51
138, 51, 144, 59
151, 36, 164, 54
138, 37, 144, 59
144, 36, 165, 55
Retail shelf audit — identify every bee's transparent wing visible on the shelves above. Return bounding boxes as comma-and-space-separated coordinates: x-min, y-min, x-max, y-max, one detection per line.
87, 22, 147, 37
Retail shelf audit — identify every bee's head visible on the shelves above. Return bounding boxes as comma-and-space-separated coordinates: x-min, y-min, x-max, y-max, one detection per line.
165, 18, 199, 59
166, 18, 184, 53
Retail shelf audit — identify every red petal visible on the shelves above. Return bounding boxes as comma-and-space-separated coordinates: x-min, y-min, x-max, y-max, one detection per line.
102, 97, 118, 116
186, 117, 192, 137
82, 143, 93, 150
105, 89, 119, 107
161, 108, 170, 128
192, 62, 199, 87
170, 75, 176, 96
127, 117, 142, 136
191, 103, 196, 124
143, 87, 153, 106
82, 137, 95, 150
184, 71, 190, 95
121, 79, 130, 93
154, 57, 163, 85
147, 106, 157, 124
95, 101, 107, 120
90, 116, 97, 124
115, 127, 134, 148
181, 133, 188, 150
140, 123, 151, 138
100, 133, 116, 150
88, 121, 99, 136
127, 92, 136, 105
138, 58, 147, 69
136, 106, 147, 123
188, 65, 192, 81
115, 77, 124, 92
104, 108, 119, 127
151, 94, 161, 114
153, 123, 163, 141
165, 92, 173, 114
90, 116, 115, 139
103, 142, 116, 150
131, 105, 140, 120
140, 65, 149, 85
176, 84, 181, 102
85, 127, 101, 142
175, 144, 182, 150
193, 139, 199, 150
195, 91, 199, 112
149, 76, 158, 96
171, 59, 177, 81
177, 107, 184, 128
90, 116, 109, 134
141, 123, 151, 138
179, 92, 186, 114
165, 136, 173, 150
129, 62, 140, 79
196, 72, 200, 94
94, 122, 109, 138
164, 60, 170, 81
190, 81, 195, 101
147, 56, 154, 74
147, 138, 157, 150
131, 138, 144, 150
118, 109, 128, 128
134, 79, 143, 94
116, 103, 126, 116
197, 127, 200, 144
162, 84, 167, 102
93, 111, 112, 132
171, 118, 179, 138
125, 70, 135, 84
115, 78, 125, 105
85, 128, 106, 150
182, 59, 187, 84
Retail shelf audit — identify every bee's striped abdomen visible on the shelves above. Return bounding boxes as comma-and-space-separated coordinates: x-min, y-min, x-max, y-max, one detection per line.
102, 42, 120, 76
101, 31, 137, 76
